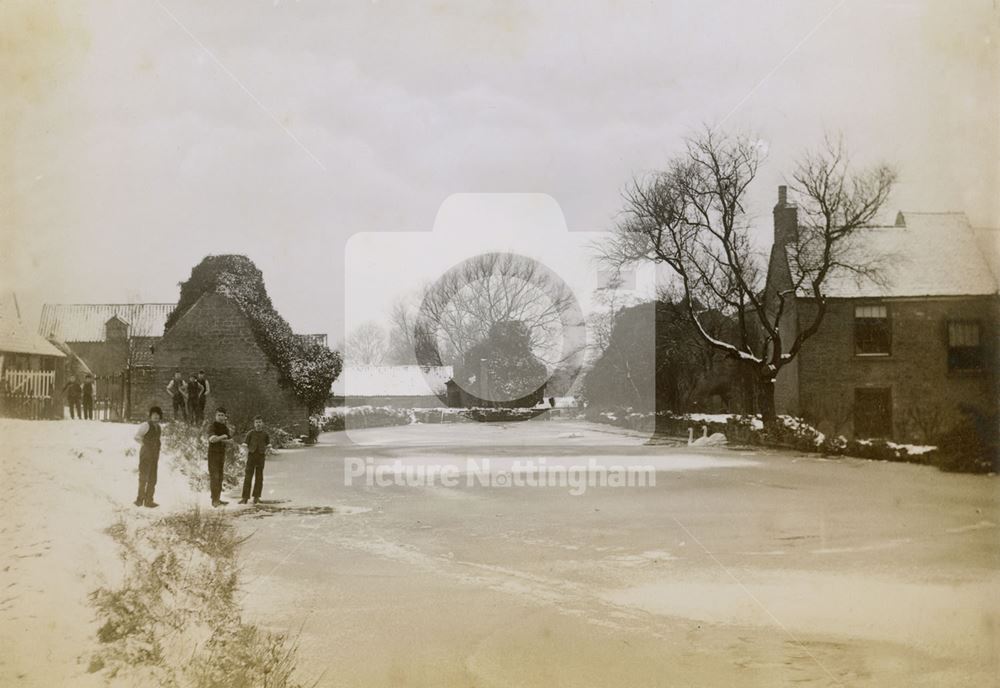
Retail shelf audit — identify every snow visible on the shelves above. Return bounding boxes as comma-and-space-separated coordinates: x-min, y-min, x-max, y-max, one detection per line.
799, 212, 998, 299
890, 443, 936, 455
331, 365, 453, 397
0, 419, 200, 687
683, 413, 737, 424
868, 440, 937, 455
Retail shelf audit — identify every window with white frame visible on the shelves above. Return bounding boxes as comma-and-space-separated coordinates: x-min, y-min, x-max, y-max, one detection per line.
854, 305, 891, 355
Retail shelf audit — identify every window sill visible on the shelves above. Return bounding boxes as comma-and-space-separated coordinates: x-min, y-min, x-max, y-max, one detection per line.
854, 353, 891, 358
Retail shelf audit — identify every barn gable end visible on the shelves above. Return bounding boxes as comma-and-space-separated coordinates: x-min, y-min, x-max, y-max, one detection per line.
131, 292, 310, 434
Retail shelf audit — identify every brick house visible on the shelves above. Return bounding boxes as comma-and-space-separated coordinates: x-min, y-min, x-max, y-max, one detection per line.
129, 293, 321, 434
767, 187, 999, 442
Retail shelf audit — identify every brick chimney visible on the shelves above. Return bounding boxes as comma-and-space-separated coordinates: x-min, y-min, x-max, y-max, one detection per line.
773, 185, 798, 248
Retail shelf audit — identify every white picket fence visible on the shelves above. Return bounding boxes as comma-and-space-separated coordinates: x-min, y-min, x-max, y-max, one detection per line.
3, 369, 56, 398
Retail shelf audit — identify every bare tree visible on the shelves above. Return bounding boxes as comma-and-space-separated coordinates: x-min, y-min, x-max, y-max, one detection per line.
588, 276, 643, 357
344, 321, 388, 366
416, 253, 581, 367
384, 298, 444, 365
599, 130, 896, 426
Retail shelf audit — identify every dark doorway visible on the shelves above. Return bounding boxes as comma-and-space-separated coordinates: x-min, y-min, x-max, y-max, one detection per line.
854, 387, 893, 439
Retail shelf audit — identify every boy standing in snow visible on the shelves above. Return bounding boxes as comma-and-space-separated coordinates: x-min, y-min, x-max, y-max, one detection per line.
240, 416, 271, 504
207, 407, 233, 507
133, 406, 163, 508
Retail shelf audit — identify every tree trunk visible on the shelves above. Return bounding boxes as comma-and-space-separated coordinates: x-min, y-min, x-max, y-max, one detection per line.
760, 378, 777, 429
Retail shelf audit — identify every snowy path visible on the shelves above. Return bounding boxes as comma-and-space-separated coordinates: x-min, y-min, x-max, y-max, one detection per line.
0, 420, 198, 687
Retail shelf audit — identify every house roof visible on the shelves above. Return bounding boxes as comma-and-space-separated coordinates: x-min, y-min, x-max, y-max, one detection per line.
130, 336, 162, 367
0, 294, 65, 358
38, 303, 176, 342
331, 365, 453, 398
974, 226, 1000, 284
795, 211, 999, 299
47, 338, 92, 373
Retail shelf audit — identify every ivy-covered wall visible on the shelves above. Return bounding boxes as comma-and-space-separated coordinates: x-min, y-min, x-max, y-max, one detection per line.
163, 255, 342, 413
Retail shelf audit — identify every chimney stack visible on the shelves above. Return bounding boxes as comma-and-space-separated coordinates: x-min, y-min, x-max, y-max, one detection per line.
773, 185, 798, 249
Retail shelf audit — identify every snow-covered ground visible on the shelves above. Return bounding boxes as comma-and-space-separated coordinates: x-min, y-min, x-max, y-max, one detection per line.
0, 419, 200, 687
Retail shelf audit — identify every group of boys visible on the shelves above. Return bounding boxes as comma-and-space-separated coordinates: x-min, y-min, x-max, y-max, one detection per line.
132, 406, 271, 508
165, 370, 212, 424
63, 373, 97, 419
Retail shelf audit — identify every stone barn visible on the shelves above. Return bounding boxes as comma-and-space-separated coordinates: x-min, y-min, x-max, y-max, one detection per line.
129, 291, 325, 434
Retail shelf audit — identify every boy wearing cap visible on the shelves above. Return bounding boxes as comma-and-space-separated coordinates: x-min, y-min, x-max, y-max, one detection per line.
133, 406, 163, 508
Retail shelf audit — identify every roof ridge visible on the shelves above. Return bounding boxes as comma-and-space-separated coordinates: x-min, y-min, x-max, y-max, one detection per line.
42, 302, 176, 307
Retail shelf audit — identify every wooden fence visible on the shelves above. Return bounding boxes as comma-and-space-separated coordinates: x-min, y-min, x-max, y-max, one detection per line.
0, 369, 56, 420
0, 369, 130, 421
92, 372, 128, 421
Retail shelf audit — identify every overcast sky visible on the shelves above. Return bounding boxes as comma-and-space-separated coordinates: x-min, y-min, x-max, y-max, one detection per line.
2, 0, 997, 343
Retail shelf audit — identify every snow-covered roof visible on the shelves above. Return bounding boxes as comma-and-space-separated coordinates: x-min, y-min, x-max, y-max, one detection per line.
797, 212, 999, 299
39, 303, 176, 342
974, 226, 1000, 286
47, 338, 91, 373
0, 294, 65, 358
331, 365, 453, 397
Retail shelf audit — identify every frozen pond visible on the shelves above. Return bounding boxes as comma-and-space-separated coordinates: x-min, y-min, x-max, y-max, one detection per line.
233, 420, 999, 687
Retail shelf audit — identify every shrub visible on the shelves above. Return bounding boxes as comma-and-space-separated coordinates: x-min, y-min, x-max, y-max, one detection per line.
90, 508, 305, 687
270, 427, 296, 449
930, 405, 998, 474
322, 406, 414, 432
161, 422, 246, 491
461, 407, 548, 423
726, 415, 945, 466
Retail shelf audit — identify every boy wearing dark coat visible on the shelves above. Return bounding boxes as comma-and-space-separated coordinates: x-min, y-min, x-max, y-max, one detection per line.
240, 416, 271, 504
133, 406, 163, 508
82, 374, 96, 420
207, 407, 233, 507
